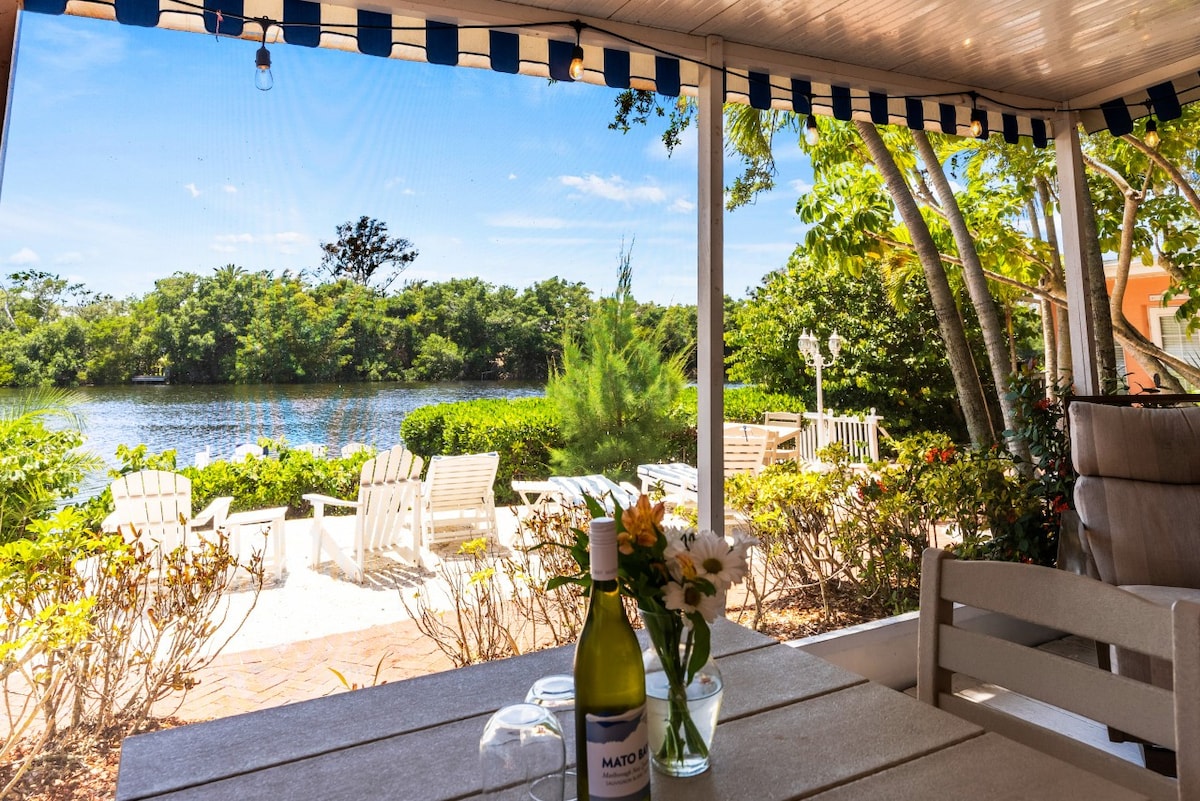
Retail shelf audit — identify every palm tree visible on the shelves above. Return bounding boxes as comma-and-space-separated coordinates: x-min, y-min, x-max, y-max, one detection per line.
0, 389, 100, 541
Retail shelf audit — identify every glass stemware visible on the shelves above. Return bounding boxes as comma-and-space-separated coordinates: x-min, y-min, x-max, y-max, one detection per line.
479, 702, 565, 801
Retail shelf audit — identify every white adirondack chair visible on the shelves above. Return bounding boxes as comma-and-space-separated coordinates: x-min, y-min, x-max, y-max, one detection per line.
104, 470, 232, 552
419, 452, 500, 549
233, 442, 264, 460
304, 444, 425, 582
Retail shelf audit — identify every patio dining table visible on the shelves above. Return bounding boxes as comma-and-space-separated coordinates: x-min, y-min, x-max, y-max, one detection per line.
115, 619, 1147, 801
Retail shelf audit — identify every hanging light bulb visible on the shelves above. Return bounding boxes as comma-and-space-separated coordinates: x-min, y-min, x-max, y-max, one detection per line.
970, 109, 986, 138
254, 20, 273, 91
805, 114, 820, 146
569, 21, 585, 80
1145, 118, 1160, 148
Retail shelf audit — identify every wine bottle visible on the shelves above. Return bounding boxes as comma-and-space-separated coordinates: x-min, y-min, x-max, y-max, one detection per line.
574, 517, 651, 801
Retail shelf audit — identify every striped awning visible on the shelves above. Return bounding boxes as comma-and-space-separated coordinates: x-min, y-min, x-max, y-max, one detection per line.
32, 0, 1186, 148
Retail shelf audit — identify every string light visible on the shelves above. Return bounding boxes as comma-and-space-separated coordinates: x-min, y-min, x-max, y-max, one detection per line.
569, 20, 585, 80
805, 113, 820, 146
968, 93, 986, 138
1144, 118, 1160, 148
168, 0, 1182, 142
254, 19, 273, 91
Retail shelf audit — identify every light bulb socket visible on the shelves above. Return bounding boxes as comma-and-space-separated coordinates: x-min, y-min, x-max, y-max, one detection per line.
256, 45, 271, 70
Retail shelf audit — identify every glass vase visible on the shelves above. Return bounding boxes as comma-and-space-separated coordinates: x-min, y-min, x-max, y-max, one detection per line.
639, 609, 725, 778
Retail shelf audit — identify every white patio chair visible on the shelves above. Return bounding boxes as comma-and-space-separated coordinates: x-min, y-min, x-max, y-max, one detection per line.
233, 442, 264, 460
762, 411, 804, 462
917, 548, 1199, 800
104, 470, 232, 552
340, 442, 372, 458
304, 444, 425, 582
292, 442, 328, 458
419, 452, 500, 549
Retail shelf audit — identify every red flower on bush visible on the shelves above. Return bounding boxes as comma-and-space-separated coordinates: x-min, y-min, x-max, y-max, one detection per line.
1035, 398, 1052, 411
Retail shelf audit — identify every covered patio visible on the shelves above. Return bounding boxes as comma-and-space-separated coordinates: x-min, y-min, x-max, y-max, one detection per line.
2, 1, 1198, 798
0, 0, 1186, 530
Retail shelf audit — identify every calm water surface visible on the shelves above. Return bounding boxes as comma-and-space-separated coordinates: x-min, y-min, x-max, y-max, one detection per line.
1, 382, 544, 494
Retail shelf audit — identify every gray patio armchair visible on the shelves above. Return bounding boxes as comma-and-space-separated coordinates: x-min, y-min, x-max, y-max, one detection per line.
1067, 400, 1200, 771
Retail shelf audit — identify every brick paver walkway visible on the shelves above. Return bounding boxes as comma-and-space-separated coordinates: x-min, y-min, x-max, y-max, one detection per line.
162, 618, 456, 722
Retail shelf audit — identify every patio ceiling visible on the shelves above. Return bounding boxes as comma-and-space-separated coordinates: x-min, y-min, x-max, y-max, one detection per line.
24, 0, 1200, 142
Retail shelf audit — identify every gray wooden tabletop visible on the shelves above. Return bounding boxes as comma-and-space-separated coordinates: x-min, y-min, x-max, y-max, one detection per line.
115, 618, 1147, 801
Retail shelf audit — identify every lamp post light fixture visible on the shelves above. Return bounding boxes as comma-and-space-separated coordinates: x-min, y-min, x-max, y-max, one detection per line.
797, 330, 843, 449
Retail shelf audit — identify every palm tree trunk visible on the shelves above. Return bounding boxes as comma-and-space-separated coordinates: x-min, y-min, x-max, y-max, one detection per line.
856, 121, 995, 445
913, 131, 1021, 455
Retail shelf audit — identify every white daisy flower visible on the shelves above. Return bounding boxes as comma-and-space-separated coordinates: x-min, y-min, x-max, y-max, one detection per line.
687, 531, 751, 588
663, 580, 723, 622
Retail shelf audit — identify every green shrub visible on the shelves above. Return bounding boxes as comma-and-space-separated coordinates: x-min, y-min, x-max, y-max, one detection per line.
400, 397, 561, 503
81, 443, 374, 522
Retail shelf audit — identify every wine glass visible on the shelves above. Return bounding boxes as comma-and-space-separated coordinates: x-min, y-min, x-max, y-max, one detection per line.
526, 675, 576, 801
479, 703, 565, 801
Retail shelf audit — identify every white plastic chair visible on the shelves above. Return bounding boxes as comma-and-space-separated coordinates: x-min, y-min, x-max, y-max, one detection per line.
340, 442, 371, 458
292, 442, 328, 458
104, 470, 231, 552
304, 444, 425, 582
419, 452, 500, 548
233, 442, 264, 460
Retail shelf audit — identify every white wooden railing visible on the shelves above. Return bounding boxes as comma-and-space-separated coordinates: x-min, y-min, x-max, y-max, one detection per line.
796, 408, 884, 464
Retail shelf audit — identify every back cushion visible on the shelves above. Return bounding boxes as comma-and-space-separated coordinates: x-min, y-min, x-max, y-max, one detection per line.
1070, 402, 1200, 587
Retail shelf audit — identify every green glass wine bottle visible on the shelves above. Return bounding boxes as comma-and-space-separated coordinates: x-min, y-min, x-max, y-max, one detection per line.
574, 517, 651, 801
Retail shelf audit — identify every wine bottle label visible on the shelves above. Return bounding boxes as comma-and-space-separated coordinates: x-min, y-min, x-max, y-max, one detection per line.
583, 705, 650, 801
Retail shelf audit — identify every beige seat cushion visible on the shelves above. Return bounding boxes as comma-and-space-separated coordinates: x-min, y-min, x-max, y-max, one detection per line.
1070, 403, 1200, 588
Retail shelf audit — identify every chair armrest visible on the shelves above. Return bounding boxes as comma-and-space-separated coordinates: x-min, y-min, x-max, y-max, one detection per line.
191, 497, 233, 530
101, 511, 119, 533
303, 493, 359, 521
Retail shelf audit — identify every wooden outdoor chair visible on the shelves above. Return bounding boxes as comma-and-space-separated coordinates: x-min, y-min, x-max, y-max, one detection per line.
304, 444, 425, 582
917, 548, 1200, 801
105, 470, 232, 552
419, 452, 500, 549
762, 411, 803, 462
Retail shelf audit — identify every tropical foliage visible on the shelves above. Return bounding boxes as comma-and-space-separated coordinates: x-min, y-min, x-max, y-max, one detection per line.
0, 268, 704, 386
546, 257, 687, 481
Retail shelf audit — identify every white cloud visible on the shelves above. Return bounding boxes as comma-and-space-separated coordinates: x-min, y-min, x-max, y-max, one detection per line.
668, 198, 696, 214
508, 173, 518, 180
402, 188, 416, 196
789, 178, 814, 194
485, 213, 570, 230
9, 247, 39, 265
184, 183, 201, 198
213, 233, 255, 246
209, 231, 308, 254
223, 185, 238, 193
559, 174, 667, 204
54, 252, 84, 264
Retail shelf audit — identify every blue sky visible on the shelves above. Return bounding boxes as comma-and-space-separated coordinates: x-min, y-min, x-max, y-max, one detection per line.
0, 12, 814, 306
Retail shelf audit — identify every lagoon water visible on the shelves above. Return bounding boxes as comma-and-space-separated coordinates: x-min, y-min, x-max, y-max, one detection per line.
1, 381, 544, 485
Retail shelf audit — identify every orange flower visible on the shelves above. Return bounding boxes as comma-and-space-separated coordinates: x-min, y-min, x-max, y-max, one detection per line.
621, 494, 665, 549
617, 530, 636, 555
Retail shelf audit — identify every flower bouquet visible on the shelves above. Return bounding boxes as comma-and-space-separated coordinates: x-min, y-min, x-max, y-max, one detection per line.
549, 493, 755, 776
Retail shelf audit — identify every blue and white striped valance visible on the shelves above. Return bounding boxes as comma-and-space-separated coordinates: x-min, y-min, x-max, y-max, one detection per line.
25, 0, 1063, 145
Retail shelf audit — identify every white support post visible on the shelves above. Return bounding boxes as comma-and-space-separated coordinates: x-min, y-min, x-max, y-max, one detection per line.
0, 0, 17, 200
697, 35, 724, 535
1054, 110, 1099, 396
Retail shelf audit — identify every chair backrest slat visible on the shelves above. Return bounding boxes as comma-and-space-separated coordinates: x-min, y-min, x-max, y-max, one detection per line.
918, 548, 1197, 800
